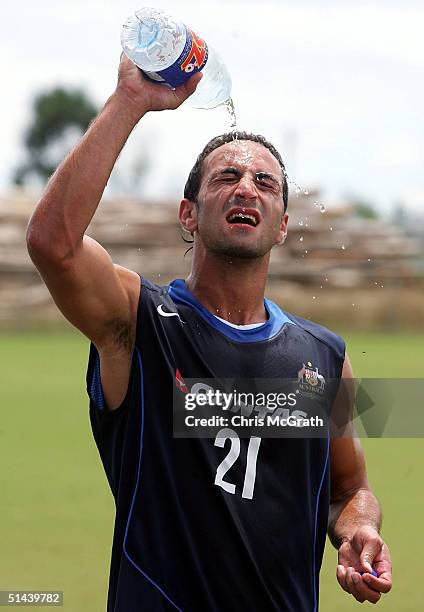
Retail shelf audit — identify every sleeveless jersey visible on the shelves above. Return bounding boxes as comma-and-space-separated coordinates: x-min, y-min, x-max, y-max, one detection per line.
87, 277, 345, 612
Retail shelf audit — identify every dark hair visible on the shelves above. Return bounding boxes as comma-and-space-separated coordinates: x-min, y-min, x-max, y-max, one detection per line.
184, 131, 289, 212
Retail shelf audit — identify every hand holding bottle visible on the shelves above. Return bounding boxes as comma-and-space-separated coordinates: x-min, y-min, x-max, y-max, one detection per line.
116, 52, 202, 115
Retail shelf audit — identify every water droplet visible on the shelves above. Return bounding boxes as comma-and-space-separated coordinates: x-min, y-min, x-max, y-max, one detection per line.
312, 296, 316, 300
352, 303, 355, 307
320, 285, 323, 289
303, 189, 309, 195
299, 236, 304, 242
374, 282, 378, 286
341, 244, 346, 250
367, 258, 371, 262
314, 201, 326, 213
305, 223, 309, 228
381, 284, 384, 288
325, 277, 329, 282
305, 250, 308, 254
299, 220, 304, 226
329, 226, 333, 231
157, 273, 161, 278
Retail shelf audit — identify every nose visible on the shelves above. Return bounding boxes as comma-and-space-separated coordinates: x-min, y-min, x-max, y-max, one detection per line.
233, 175, 257, 200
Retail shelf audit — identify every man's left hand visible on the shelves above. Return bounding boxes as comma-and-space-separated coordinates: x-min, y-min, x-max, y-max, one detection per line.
336, 525, 392, 604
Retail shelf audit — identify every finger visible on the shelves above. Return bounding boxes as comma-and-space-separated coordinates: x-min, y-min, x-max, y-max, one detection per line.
170, 72, 203, 106
348, 568, 385, 604
183, 71, 203, 97
373, 543, 392, 573
345, 567, 365, 602
359, 535, 383, 573
350, 571, 382, 604
119, 51, 132, 68
336, 565, 350, 594
362, 572, 392, 594
344, 567, 356, 595
344, 567, 354, 594
351, 575, 366, 604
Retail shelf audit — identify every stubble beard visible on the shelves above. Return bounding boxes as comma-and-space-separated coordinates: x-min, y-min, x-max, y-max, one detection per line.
201, 228, 273, 261
195, 198, 278, 261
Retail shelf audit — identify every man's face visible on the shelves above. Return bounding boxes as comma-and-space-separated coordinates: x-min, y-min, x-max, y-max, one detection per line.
186, 140, 288, 260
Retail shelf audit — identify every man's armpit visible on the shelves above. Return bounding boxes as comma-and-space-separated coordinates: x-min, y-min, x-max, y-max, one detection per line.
104, 317, 134, 352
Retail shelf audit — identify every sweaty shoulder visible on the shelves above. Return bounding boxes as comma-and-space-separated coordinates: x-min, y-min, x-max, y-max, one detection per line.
281, 310, 346, 362
115, 265, 141, 300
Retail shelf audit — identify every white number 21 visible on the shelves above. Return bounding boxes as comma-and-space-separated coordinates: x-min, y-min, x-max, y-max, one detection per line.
214, 428, 261, 500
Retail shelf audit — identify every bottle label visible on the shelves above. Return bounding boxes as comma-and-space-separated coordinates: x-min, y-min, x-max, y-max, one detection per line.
143, 28, 209, 88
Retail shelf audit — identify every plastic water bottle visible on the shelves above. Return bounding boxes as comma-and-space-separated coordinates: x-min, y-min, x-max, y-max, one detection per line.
121, 7, 232, 110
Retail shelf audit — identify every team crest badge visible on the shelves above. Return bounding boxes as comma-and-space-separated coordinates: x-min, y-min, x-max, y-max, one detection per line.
297, 362, 326, 395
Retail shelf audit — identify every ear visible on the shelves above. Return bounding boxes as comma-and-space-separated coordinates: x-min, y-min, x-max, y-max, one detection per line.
179, 198, 198, 234
276, 212, 289, 245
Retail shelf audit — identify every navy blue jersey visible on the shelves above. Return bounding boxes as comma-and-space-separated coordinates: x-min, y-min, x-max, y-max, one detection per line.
87, 277, 345, 612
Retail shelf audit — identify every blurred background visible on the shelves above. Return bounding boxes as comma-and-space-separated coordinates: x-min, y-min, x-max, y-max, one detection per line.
1, 1, 423, 610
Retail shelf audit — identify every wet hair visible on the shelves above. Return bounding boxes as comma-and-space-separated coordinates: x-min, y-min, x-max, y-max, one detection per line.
184, 131, 289, 212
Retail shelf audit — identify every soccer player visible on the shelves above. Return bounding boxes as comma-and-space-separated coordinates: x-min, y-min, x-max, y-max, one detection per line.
27, 54, 392, 610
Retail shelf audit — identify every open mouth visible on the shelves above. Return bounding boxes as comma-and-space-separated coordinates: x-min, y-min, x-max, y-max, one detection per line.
226, 210, 260, 227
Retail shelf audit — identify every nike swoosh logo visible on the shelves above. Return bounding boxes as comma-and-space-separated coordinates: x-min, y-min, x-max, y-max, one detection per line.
157, 304, 183, 322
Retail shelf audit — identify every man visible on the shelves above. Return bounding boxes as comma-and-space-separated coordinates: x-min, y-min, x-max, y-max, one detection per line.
27, 54, 392, 611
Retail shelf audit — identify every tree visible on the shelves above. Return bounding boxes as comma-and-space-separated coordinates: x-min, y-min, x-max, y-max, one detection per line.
14, 87, 98, 185
353, 201, 379, 219
344, 195, 379, 219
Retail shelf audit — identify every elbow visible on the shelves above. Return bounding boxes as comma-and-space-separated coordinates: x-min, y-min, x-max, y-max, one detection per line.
26, 217, 75, 268
26, 218, 55, 265
26, 220, 47, 263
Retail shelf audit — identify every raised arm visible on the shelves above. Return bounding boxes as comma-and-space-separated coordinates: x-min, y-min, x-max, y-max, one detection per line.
328, 355, 392, 604
26, 54, 201, 409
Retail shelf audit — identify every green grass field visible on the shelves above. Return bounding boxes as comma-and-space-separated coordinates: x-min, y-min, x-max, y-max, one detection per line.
0, 330, 422, 611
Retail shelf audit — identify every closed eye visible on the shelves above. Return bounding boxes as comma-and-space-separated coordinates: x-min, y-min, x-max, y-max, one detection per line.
218, 168, 240, 181
219, 175, 238, 182
255, 172, 280, 191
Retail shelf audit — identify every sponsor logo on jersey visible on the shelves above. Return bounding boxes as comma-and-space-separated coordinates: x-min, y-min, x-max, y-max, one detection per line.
297, 362, 326, 395
181, 30, 207, 73
157, 304, 184, 323
175, 369, 188, 393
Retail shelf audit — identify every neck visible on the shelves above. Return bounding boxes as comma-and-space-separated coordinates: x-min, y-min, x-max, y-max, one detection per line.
185, 247, 270, 325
